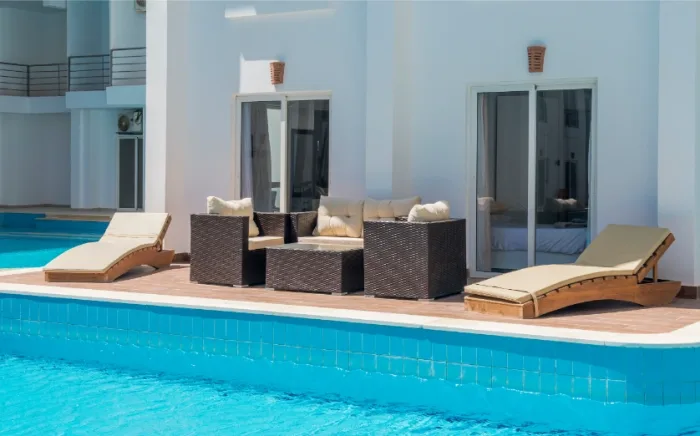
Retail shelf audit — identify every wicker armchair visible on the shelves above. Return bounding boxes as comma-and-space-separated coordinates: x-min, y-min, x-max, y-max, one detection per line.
190, 212, 288, 286
363, 219, 467, 300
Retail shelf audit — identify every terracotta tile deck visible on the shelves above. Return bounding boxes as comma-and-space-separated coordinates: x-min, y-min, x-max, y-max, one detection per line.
1, 265, 699, 335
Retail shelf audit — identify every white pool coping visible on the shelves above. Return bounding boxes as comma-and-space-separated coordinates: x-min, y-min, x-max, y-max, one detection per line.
0, 269, 698, 348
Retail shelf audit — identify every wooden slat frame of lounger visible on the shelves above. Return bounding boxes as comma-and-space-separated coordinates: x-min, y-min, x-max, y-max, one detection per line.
465, 233, 682, 319
44, 215, 175, 283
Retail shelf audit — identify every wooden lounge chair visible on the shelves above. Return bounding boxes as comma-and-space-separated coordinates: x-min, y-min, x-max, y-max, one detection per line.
44, 212, 174, 283
464, 224, 681, 318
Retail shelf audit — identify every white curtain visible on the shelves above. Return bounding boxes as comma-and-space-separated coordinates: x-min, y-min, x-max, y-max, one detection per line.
241, 103, 273, 211
476, 94, 493, 272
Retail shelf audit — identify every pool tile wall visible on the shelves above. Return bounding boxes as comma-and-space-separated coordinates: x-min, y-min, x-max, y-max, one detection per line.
0, 213, 107, 235
0, 293, 694, 407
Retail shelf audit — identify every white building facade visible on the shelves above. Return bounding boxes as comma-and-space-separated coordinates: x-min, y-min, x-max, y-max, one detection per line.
3, 1, 700, 290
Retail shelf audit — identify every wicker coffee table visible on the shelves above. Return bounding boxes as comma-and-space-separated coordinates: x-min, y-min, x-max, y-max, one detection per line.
265, 243, 364, 295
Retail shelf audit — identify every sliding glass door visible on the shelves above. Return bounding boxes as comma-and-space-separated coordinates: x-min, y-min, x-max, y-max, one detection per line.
237, 94, 330, 213
471, 84, 594, 275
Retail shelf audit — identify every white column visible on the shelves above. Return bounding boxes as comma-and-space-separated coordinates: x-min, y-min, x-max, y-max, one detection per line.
365, 1, 413, 199
657, 1, 700, 285
365, 1, 395, 199
145, 0, 190, 253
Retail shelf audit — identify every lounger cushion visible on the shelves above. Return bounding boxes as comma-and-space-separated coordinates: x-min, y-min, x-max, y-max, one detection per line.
206, 196, 259, 237
248, 236, 284, 250
44, 240, 153, 274
315, 196, 364, 238
408, 201, 450, 222
575, 224, 671, 274
465, 224, 672, 304
101, 212, 170, 245
465, 264, 621, 303
298, 236, 364, 248
364, 196, 421, 221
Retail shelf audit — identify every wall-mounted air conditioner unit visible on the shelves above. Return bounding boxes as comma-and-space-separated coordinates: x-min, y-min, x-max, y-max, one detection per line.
117, 109, 143, 134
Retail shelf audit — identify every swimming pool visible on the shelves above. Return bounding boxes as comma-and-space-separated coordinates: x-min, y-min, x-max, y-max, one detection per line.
0, 292, 697, 435
0, 212, 105, 268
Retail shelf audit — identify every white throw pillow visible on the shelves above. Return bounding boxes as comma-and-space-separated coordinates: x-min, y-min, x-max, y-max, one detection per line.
364, 196, 421, 221
206, 196, 260, 237
315, 196, 364, 238
408, 201, 450, 222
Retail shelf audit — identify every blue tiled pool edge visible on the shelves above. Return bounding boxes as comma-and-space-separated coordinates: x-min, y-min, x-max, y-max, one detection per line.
0, 291, 697, 415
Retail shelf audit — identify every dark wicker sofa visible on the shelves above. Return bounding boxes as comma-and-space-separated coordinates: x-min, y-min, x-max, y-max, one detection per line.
190, 212, 289, 286
363, 219, 467, 300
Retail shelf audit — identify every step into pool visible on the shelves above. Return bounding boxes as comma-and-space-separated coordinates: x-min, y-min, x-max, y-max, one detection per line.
0, 292, 698, 435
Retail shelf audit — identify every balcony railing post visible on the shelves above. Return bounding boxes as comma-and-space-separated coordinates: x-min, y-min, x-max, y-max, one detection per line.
109, 49, 113, 87
26, 65, 30, 97
67, 57, 71, 93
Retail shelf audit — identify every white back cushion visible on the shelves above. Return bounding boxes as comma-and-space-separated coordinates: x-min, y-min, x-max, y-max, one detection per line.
316, 196, 364, 238
408, 201, 450, 222
206, 196, 259, 237
364, 196, 421, 221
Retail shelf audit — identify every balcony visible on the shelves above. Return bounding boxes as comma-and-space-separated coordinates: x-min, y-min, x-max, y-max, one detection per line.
68, 47, 146, 92
0, 62, 67, 97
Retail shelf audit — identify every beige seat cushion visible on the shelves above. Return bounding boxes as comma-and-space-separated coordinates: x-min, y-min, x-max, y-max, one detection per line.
575, 224, 670, 274
298, 236, 364, 248
100, 212, 170, 245
315, 196, 364, 238
248, 236, 284, 251
364, 196, 421, 221
207, 196, 259, 237
44, 240, 153, 273
408, 201, 450, 222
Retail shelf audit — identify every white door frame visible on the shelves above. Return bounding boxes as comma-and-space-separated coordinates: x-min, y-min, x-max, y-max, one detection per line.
116, 134, 144, 211
466, 80, 598, 278
232, 91, 332, 213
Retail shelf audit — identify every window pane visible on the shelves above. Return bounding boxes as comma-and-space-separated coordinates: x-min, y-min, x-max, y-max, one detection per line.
287, 99, 329, 212
476, 91, 529, 272
240, 101, 282, 212
534, 89, 592, 265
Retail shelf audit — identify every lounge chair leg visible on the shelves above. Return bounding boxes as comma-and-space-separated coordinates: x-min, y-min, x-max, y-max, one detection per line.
149, 250, 175, 269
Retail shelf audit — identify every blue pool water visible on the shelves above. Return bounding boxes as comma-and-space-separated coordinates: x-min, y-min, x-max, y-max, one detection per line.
1, 294, 699, 435
0, 212, 105, 268
0, 234, 96, 268
0, 355, 563, 435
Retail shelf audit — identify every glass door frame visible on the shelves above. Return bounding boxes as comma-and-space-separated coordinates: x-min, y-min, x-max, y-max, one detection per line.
115, 134, 145, 211
467, 80, 597, 278
232, 91, 332, 213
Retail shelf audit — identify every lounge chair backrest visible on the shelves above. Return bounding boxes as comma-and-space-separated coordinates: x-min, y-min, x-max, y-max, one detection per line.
574, 224, 670, 274
100, 212, 171, 246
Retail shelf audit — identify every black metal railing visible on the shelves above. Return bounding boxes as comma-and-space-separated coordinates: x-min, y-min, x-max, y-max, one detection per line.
110, 47, 146, 86
0, 62, 67, 97
68, 54, 110, 91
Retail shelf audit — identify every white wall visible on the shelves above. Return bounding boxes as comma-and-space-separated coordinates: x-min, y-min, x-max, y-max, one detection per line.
408, 1, 659, 233
0, 7, 66, 64
0, 113, 70, 206
70, 109, 120, 209
110, 0, 145, 49
67, 0, 109, 56
147, 0, 367, 252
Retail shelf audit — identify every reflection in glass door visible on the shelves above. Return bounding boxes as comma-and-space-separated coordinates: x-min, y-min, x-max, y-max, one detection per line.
287, 99, 329, 212
238, 96, 330, 213
476, 91, 529, 272
117, 135, 144, 210
535, 90, 592, 265
472, 85, 593, 274
240, 101, 282, 212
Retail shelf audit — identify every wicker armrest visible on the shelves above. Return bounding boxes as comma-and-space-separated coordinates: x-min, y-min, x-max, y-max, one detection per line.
288, 211, 317, 241
190, 214, 250, 252
254, 212, 288, 238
